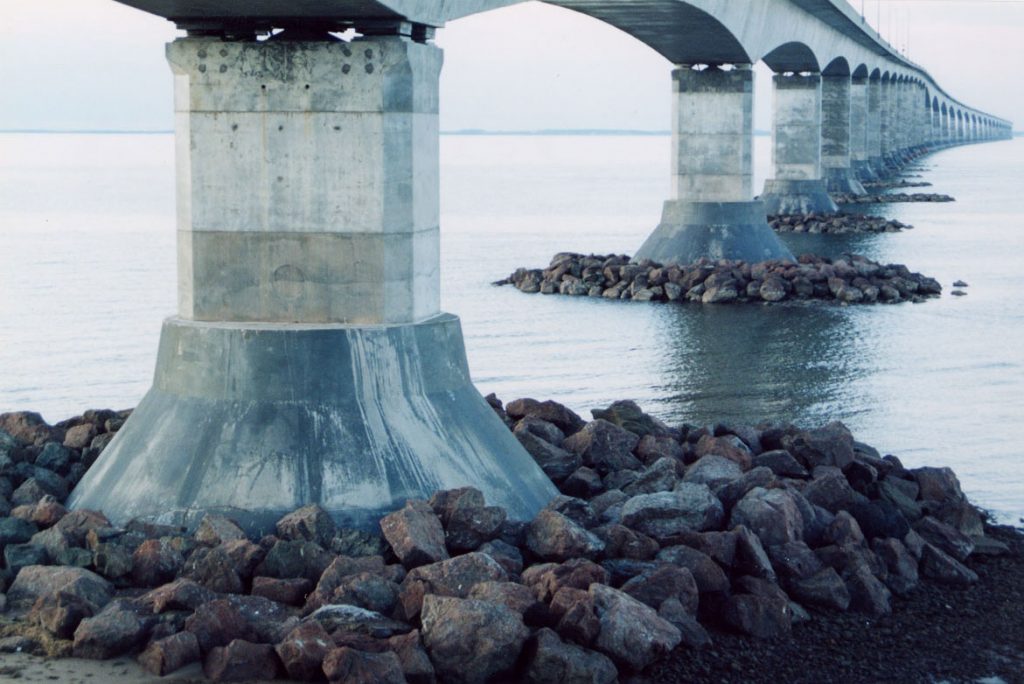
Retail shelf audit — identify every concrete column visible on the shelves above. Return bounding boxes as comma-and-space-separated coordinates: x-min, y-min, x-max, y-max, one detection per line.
760, 72, 837, 214
930, 107, 939, 146
634, 65, 793, 264
821, 74, 866, 194
879, 78, 898, 169
896, 81, 913, 161
68, 34, 556, 532
866, 77, 885, 173
943, 109, 951, 145
850, 76, 875, 180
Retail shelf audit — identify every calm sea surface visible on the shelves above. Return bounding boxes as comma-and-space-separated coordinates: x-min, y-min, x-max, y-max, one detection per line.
1, 133, 1021, 523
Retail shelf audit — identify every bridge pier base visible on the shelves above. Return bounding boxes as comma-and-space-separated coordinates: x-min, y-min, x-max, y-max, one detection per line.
67, 34, 557, 532
760, 73, 838, 214
635, 65, 792, 265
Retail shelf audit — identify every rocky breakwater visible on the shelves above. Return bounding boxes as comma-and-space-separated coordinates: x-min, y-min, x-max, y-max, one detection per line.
834, 192, 955, 204
0, 400, 1018, 683
768, 213, 912, 235
498, 253, 942, 305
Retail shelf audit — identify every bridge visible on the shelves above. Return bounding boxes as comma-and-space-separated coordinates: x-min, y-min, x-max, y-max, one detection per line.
68, 0, 1014, 533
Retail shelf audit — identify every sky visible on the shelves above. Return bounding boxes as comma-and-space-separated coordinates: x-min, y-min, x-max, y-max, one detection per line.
1, 0, 1021, 132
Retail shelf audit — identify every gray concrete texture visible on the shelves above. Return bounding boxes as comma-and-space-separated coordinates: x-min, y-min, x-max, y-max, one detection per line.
67, 314, 558, 533
169, 36, 442, 325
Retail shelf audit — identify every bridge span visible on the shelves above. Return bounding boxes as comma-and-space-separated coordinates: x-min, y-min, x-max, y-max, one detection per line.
68, 0, 1014, 532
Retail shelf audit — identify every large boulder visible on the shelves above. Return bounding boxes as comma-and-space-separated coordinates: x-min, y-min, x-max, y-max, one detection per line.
722, 594, 791, 639
588, 584, 681, 671
620, 485, 724, 542
276, 504, 337, 548
729, 487, 805, 547
525, 510, 604, 562
783, 422, 855, 470
398, 552, 508, 620
562, 420, 642, 474
73, 602, 151, 659
683, 455, 744, 489
655, 545, 730, 594
506, 399, 587, 436
591, 400, 670, 439
203, 639, 281, 682
522, 627, 618, 684
420, 595, 530, 684
138, 631, 201, 677
515, 429, 582, 483
620, 563, 699, 614
380, 500, 449, 569
322, 648, 406, 684
7, 565, 112, 612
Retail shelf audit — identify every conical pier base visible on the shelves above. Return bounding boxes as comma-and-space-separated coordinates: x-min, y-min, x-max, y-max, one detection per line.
67, 314, 557, 534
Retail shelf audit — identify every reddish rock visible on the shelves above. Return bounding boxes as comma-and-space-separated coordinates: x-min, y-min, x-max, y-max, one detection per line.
7, 565, 112, 612
275, 620, 334, 681
72, 604, 150, 659
428, 487, 486, 525
131, 539, 184, 587
138, 631, 201, 676
387, 630, 436, 684
32, 590, 94, 638
322, 647, 405, 683
53, 510, 110, 547
445, 505, 507, 552
551, 588, 600, 646
0, 411, 57, 445
397, 552, 507, 620
185, 599, 255, 653
183, 545, 244, 594
252, 576, 313, 607
505, 398, 586, 436
194, 514, 248, 546
521, 559, 609, 603
64, 423, 97, 450
694, 434, 753, 470
468, 581, 543, 619
421, 595, 530, 684
203, 639, 281, 682
380, 500, 449, 569
276, 504, 337, 548
592, 524, 659, 560
330, 572, 399, 614
141, 578, 218, 614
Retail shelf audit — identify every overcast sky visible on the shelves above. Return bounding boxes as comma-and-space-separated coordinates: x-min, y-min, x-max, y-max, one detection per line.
1, 0, 1021, 132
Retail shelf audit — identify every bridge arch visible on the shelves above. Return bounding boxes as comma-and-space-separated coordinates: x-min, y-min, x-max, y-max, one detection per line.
762, 41, 820, 73
823, 56, 850, 76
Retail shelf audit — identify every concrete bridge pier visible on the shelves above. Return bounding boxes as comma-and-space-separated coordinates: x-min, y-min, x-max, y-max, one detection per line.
849, 74, 877, 181
760, 72, 838, 215
634, 65, 793, 264
879, 76, 903, 173
67, 33, 557, 533
821, 74, 866, 194
866, 76, 886, 177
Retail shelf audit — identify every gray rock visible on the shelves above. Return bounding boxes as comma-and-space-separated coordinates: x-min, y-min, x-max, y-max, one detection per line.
73, 603, 150, 659
623, 457, 678, 496
203, 640, 281, 682
787, 567, 851, 611
766, 540, 824, 581
515, 429, 582, 483
8, 565, 112, 612
590, 400, 670, 439
515, 417, 567, 448
846, 564, 892, 616
310, 604, 412, 638
398, 552, 509, 620
919, 543, 978, 586
275, 504, 337, 548
526, 510, 604, 562
592, 524, 659, 561
655, 545, 729, 594
543, 496, 599, 529
523, 627, 619, 684
445, 506, 507, 553
620, 563, 698, 614
138, 631, 200, 677
421, 595, 530, 684
729, 487, 805, 547
784, 422, 855, 470
913, 516, 975, 562
722, 594, 791, 639
562, 420, 642, 475
733, 526, 776, 582
589, 584, 681, 671
803, 470, 866, 514
682, 454, 744, 489
657, 597, 712, 648
715, 467, 776, 510
621, 485, 724, 543
871, 537, 919, 596
911, 466, 964, 503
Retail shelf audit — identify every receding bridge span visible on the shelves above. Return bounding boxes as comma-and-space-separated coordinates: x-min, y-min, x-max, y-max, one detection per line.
67, 0, 1014, 532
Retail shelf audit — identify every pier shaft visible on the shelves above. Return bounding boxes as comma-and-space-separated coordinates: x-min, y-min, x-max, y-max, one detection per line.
634, 65, 793, 265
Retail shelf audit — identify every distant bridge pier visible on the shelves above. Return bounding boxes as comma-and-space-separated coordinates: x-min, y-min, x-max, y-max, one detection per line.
866, 75, 887, 177
760, 72, 838, 215
633, 65, 794, 265
849, 73, 877, 181
67, 31, 557, 532
821, 73, 866, 195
